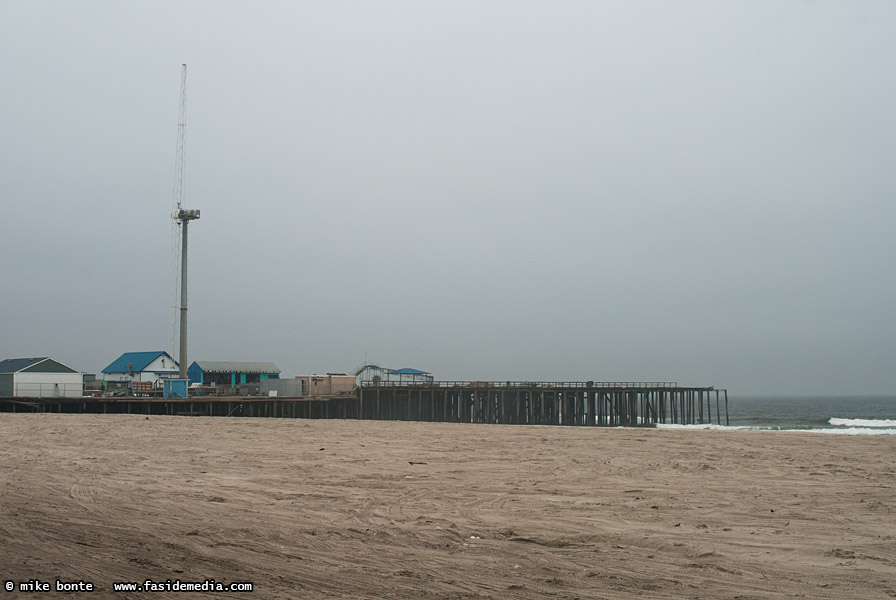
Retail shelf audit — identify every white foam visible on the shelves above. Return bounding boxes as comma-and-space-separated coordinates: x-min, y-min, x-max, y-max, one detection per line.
792, 427, 896, 436
829, 417, 896, 428
656, 423, 753, 431
656, 423, 896, 435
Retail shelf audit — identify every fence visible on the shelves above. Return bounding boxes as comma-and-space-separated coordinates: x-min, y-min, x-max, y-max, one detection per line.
12, 382, 84, 398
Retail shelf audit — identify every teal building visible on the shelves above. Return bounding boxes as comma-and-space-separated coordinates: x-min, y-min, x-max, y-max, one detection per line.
188, 361, 280, 386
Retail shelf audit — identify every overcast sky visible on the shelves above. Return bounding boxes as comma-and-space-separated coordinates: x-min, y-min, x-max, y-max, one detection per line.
2, 1, 894, 395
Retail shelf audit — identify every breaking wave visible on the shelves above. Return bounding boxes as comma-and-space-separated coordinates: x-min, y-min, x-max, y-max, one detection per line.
828, 417, 896, 428
656, 422, 896, 435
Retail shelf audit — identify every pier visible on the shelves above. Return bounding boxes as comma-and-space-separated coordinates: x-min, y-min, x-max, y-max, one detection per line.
0, 381, 728, 426
358, 381, 728, 426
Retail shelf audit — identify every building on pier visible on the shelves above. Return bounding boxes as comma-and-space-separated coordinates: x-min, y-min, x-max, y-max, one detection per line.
101, 351, 179, 387
0, 357, 84, 398
296, 374, 355, 396
188, 361, 280, 387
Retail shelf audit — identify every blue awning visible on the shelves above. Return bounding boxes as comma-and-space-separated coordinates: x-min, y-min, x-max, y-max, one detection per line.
388, 368, 431, 375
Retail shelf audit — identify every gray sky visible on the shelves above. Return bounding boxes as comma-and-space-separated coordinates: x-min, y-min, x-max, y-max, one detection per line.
2, 1, 894, 395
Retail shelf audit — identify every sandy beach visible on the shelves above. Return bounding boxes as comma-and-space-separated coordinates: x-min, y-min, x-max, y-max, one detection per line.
1, 413, 894, 599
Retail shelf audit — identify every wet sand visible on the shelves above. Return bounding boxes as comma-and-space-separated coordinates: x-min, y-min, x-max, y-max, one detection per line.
1, 413, 894, 598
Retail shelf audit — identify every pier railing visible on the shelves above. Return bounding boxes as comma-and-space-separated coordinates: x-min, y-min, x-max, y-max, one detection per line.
360, 380, 680, 389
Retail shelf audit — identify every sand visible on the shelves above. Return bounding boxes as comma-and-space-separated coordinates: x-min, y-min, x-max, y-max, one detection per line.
1, 413, 894, 599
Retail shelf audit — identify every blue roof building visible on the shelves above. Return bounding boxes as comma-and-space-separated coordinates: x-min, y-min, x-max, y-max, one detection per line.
101, 351, 179, 384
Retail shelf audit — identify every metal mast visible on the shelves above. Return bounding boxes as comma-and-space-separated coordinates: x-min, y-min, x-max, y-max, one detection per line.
171, 64, 200, 379
173, 64, 187, 214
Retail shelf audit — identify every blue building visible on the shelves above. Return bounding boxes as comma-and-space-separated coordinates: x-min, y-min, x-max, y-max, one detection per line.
188, 361, 280, 386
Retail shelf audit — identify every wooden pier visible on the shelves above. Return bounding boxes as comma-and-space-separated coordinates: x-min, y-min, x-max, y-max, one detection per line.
1, 381, 728, 426
358, 381, 727, 426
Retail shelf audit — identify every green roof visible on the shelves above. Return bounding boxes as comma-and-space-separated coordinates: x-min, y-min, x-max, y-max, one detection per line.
0, 357, 79, 374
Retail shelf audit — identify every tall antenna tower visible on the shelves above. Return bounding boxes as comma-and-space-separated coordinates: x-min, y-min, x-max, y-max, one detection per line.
171, 64, 200, 379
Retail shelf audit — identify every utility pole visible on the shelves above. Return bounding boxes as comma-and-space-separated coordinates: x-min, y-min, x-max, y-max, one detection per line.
171, 64, 200, 379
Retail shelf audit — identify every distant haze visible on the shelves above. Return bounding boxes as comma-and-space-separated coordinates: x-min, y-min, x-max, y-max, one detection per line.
1, 1, 894, 395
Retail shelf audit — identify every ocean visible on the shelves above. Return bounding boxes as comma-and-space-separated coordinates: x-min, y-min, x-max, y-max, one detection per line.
658, 395, 896, 435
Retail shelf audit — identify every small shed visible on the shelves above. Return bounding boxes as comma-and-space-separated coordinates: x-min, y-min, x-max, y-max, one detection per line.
101, 351, 179, 385
0, 357, 84, 398
296, 374, 356, 396
188, 361, 280, 386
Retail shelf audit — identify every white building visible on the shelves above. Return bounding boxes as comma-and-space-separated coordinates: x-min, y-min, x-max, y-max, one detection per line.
101, 351, 179, 385
0, 357, 84, 398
